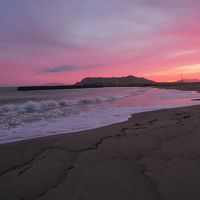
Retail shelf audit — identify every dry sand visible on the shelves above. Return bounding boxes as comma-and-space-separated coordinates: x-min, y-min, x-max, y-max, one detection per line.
1, 104, 200, 199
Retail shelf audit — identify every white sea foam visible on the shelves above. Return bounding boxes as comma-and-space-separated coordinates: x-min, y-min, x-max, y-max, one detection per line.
0, 89, 147, 114
0, 87, 200, 144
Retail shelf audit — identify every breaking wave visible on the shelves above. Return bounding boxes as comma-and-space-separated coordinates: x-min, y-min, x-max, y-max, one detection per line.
0, 89, 146, 114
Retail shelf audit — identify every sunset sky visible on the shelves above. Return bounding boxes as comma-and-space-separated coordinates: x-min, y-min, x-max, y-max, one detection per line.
1, 0, 200, 86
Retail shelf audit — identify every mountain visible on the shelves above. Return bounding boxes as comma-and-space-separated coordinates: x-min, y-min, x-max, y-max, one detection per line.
18, 76, 155, 91
75, 75, 155, 86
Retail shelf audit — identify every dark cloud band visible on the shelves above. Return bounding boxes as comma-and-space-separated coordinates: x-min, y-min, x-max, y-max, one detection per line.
38, 64, 104, 74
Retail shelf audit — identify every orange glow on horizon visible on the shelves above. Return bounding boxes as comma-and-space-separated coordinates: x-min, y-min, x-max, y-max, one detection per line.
144, 64, 200, 82
1, 1, 200, 86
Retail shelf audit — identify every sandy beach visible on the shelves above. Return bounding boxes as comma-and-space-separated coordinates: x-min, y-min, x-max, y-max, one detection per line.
0, 101, 200, 200
2, 0, 200, 199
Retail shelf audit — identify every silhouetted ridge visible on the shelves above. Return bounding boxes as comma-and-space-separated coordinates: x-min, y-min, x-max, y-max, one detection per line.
18, 75, 155, 91
76, 75, 155, 86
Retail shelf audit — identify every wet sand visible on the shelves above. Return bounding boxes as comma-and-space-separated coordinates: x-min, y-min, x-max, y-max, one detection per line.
1, 103, 200, 200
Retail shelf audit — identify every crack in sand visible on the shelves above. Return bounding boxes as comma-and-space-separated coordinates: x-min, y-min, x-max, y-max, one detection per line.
2, 112, 198, 200
18, 146, 53, 175
33, 165, 75, 200
34, 127, 164, 199
33, 136, 114, 199
0, 145, 52, 177
136, 154, 164, 200
32, 129, 132, 199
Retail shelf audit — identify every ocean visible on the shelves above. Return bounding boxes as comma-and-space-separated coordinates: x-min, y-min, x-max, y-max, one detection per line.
0, 86, 200, 144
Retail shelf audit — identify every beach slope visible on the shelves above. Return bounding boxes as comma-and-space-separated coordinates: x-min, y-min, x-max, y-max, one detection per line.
0, 105, 200, 200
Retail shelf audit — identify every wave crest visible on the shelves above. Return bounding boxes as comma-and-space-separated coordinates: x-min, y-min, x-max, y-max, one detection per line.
0, 89, 146, 114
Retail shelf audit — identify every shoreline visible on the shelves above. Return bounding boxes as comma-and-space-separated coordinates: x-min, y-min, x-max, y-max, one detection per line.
1, 104, 200, 199
0, 103, 198, 146
1, 86, 200, 199
1, 99, 200, 145
1, 86, 200, 145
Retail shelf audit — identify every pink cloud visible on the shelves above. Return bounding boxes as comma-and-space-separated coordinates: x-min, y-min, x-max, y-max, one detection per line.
0, 0, 200, 86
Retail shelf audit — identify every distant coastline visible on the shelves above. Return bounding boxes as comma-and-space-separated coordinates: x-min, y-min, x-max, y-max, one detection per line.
17, 75, 200, 91
17, 82, 200, 91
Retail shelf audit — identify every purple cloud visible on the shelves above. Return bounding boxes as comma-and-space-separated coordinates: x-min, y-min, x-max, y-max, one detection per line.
38, 64, 104, 74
